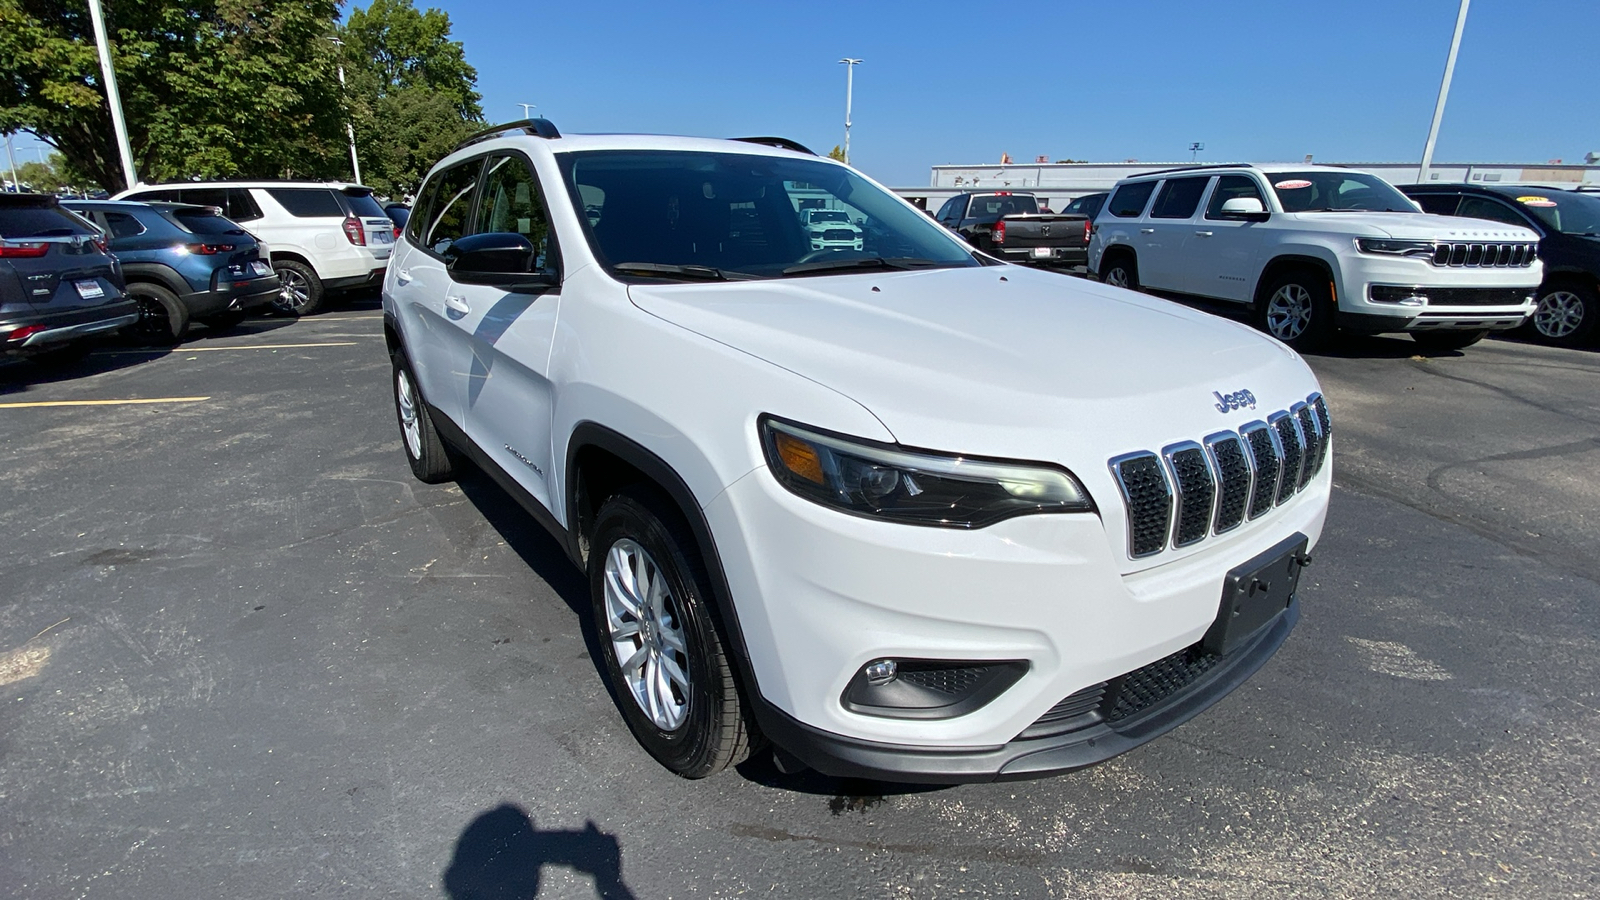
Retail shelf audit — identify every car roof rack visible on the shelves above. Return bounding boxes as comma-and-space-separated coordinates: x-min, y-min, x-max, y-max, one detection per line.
456, 118, 562, 151
1134, 163, 1254, 178
731, 136, 816, 156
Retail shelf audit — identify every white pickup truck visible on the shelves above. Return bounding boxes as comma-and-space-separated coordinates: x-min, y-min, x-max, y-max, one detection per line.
1088, 164, 1543, 351
800, 208, 864, 252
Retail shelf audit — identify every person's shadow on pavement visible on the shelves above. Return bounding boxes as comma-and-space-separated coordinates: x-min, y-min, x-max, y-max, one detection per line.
442, 804, 638, 900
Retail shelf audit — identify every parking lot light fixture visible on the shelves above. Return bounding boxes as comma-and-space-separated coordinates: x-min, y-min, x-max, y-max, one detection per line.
839, 58, 862, 165
519, 103, 536, 119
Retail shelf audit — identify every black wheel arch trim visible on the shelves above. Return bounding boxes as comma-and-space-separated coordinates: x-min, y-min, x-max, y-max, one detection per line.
1255, 255, 1337, 306
119, 262, 193, 299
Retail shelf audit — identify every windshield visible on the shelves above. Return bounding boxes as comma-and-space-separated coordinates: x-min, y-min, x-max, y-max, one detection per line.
1505, 191, 1600, 235
560, 150, 980, 280
807, 210, 850, 224
1269, 171, 1419, 213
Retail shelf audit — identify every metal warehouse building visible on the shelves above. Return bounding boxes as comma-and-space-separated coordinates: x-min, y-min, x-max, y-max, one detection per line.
893, 157, 1600, 212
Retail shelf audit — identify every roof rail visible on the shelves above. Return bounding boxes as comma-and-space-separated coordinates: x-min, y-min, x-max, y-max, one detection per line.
1134, 162, 1253, 177
456, 118, 562, 151
731, 136, 816, 156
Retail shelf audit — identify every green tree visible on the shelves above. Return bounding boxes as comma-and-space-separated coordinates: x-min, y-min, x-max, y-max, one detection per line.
338, 0, 482, 197
0, 0, 347, 192
827, 144, 846, 162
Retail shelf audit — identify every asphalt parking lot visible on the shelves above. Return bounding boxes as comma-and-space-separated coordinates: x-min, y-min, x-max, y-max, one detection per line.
2, 299, 1598, 899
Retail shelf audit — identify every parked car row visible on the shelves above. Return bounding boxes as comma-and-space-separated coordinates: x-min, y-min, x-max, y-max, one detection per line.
1077, 164, 1596, 351
1, 193, 136, 362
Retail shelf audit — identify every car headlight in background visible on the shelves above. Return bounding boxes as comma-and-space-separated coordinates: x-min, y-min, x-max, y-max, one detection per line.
760, 417, 1095, 528
1355, 239, 1436, 258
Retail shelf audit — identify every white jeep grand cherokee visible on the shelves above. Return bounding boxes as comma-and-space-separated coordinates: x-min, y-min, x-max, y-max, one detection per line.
385, 121, 1333, 782
1088, 164, 1543, 351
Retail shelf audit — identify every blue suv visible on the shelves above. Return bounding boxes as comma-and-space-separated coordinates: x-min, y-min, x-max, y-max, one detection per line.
64, 200, 280, 342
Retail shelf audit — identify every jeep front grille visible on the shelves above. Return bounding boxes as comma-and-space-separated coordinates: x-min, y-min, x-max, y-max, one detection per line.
1109, 393, 1330, 559
1432, 242, 1537, 268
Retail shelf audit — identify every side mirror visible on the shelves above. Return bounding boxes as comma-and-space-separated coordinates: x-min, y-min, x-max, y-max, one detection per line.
1220, 197, 1270, 222
444, 232, 557, 292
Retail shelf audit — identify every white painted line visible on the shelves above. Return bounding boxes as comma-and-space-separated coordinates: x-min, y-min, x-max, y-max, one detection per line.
95, 342, 359, 355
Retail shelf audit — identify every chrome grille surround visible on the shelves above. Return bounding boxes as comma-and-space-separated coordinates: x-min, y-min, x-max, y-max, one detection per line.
1109, 392, 1329, 560
1431, 241, 1536, 268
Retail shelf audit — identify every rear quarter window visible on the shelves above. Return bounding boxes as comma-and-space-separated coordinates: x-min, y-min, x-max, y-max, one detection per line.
170, 210, 247, 236
264, 188, 345, 218
1108, 181, 1158, 218
343, 192, 387, 218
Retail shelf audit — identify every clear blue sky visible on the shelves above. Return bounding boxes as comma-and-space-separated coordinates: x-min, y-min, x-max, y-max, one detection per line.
443, 0, 1596, 186
9, 0, 1593, 187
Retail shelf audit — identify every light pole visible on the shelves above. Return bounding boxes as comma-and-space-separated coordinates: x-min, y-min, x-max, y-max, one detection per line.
1419, 0, 1470, 183
87, 0, 138, 190
3, 133, 19, 192
330, 36, 362, 185
1189, 142, 1205, 163
518, 103, 536, 120
839, 58, 861, 165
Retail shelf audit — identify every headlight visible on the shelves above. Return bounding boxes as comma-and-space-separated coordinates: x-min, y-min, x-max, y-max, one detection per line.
1355, 239, 1436, 258
759, 417, 1095, 528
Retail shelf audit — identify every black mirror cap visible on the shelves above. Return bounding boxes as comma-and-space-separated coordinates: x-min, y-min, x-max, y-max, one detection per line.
1222, 210, 1271, 223
445, 232, 557, 291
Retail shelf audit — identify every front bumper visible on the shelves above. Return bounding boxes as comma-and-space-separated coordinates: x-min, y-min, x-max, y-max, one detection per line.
704, 459, 1327, 772
1340, 255, 1539, 332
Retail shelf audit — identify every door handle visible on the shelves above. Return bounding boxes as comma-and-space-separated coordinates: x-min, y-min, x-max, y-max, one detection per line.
445, 295, 470, 315
1139, 228, 1156, 234
1194, 230, 1214, 237
395, 268, 412, 286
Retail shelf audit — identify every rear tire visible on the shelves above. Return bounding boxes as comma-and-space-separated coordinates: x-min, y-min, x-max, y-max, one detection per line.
127, 282, 189, 344
391, 351, 455, 483
1527, 281, 1597, 347
589, 489, 755, 778
1100, 253, 1139, 291
271, 260, 324, 316
1256, 269, 1334, 350
1411, 330, 1489, 352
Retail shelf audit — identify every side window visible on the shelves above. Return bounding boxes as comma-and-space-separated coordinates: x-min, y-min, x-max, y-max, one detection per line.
935, 198, 957, 223
406, 177, 437, 244
1457, 196, 1529, 228
472, 154, 555, 271
1205, 175, 1266, 219
264, 188, 345, 218
1107, 181, 1158, 218
227, 189, 264, 222
103, 212, 147, 238
130, 189, 181, 203
1409, 193, 1460, 216
1150, 176, 1211, 219
420, 159, 482, 255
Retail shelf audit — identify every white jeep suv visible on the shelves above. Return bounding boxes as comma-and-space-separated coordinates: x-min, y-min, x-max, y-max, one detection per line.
385, 121, 1333, 782
116, 181, 394, 315
1088, 164, 1543, 351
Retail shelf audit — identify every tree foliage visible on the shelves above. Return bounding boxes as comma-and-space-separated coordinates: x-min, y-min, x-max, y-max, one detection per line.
0, 0, 483, 197
827, 144, 845, 162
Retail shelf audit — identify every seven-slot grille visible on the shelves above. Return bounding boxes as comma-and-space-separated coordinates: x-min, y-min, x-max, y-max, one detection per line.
1109, 392, 1329, 559
1431, 242, 1537, 268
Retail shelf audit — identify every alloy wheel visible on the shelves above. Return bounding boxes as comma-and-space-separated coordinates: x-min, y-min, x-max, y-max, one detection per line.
603, 538, 691, 731
1266, 284, 1314, 341
275, 268, 311, 313
1534, 291, 1584, 339
1104, 266, 1130, 289
131, 293, 173, 341
395, 369, 423, 459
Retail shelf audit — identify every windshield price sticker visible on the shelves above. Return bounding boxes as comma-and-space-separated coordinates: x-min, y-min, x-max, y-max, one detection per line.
1273, 179, 1314, 190
1516, 196, 1557, 207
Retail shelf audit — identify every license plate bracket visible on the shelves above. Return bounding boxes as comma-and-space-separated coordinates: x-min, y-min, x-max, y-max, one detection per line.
1203, 533, 1308, 656
1031, 246, 1054, 259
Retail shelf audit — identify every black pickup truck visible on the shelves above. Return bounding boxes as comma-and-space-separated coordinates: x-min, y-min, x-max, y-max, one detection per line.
932, 191, 1089, 266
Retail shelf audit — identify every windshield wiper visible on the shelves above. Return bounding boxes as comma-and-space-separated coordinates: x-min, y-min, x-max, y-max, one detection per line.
612, 262, 729, 281
780, 256, 943, 276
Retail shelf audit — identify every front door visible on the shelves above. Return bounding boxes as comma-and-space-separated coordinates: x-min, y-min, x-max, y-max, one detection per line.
456, 152, 564, 515
1180, 174, 1268, 303
398, 158, 485, 428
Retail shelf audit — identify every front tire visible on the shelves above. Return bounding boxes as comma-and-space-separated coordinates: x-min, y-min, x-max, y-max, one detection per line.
271, 260, 324, 316
1256, 270, 1334, 350
391, 351, 455, 483
589, 490, 754, 778
1411, 330, 1488, 352
1528, 281, 1597, 347
127, 282, 189, 344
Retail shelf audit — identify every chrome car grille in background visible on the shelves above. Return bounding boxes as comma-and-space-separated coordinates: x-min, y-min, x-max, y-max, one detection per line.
1109, 393, 1330, 559
1431, 242, 1537, 268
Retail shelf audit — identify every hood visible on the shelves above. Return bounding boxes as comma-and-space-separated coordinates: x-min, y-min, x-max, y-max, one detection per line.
1284, 211, 1540, 242
629, 265, 1320, 466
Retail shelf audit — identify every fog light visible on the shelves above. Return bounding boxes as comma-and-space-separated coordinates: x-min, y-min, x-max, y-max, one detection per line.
1370, 285, 1428, 306
864, 659, 898, 686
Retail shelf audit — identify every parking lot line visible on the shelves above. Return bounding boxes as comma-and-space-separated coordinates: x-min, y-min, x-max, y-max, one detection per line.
0, 397, 210, 409
94, 342, 361, 356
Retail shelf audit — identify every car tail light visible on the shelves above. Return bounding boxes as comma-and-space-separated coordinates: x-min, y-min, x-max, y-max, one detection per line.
342, 216, 366, 246
1083, 219, 1092, 243
1, 323, 47, 343
91, 234, 109, 253
0, 241, 49, 258
992, 220, 1006, 245
185, 243, 236, 255
393, 225, 401, 239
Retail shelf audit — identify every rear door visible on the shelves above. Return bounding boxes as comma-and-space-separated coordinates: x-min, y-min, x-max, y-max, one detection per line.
1139, 176, 1211, 290
456, 152, 564, 513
